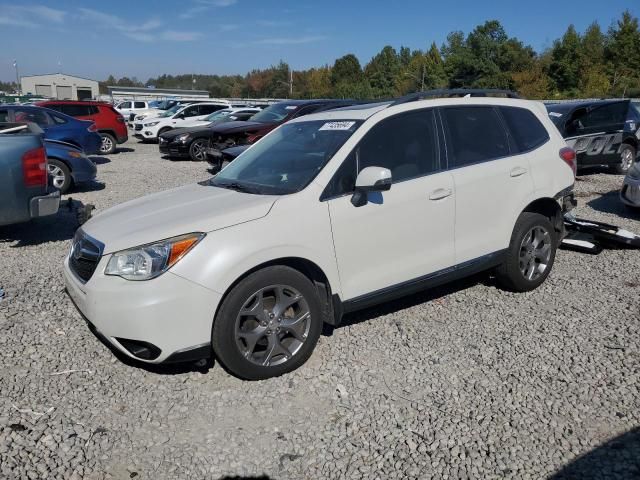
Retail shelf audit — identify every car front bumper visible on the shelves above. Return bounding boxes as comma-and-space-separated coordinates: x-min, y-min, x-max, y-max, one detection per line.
159, 141, 189, 157
621, 175, 640, 207
64, 256, 221, 364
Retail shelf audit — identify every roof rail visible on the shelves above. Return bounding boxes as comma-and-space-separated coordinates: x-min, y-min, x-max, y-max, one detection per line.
391, 89, 521, 106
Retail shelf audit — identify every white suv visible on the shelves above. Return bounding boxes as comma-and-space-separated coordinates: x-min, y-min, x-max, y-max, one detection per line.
133, 102, 230, 141
64, 90, 576, 380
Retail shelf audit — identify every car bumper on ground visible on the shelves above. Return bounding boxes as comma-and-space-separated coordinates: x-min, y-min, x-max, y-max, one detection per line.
621, 175, 640, 207
63, 256, 220, 364
29, 190, 60, 219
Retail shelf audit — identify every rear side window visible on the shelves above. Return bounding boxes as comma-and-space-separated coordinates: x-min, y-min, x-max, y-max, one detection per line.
134, 102, 146, 109
441, 106, 509, 168
61, 104, 95, 117
199, 104, 226, 115
500, 106, 549, 152
13, 108, 52, 127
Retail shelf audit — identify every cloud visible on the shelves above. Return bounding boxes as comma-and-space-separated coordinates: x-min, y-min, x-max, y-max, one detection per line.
196, 0, 237, 5
253, 36, 326, 45
181, 0, 237, 19
77, 8, 201, 42
256, 20, 291, 28
0, 4, 66, 27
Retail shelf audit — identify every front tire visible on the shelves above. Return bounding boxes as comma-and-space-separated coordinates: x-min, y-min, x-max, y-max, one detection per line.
495, 212, 557, 292
189, 138, 208, 162
47, 159, 72, 194
611, 144, 636, 175
99, 133, 116, 154
212, 266, 323, 380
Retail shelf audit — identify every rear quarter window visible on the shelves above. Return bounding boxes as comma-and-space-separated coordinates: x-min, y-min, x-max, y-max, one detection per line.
500, 106, 550, 152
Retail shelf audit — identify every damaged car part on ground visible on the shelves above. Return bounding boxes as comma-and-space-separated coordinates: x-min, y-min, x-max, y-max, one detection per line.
63, 90, 577, 380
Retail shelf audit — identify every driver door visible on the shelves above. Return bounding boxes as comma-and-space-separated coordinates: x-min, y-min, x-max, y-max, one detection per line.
324, 109, 455, 301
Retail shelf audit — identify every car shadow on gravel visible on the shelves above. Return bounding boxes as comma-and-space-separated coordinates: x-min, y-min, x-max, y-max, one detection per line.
328, 272, 489, 334
89, 156, 111, 165
549, 427, 640, 479
113, 147, 135, 154
587, 190, 640, 221
0, 202, 81, 247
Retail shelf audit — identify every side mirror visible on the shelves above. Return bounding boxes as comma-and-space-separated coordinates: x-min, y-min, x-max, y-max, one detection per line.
351, 166, 392, 207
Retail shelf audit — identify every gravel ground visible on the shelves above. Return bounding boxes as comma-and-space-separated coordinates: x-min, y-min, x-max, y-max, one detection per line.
1, 137, 639, 480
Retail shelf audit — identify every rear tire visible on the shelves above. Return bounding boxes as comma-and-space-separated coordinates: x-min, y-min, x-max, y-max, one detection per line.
495, 212, 557, 292
99, 133, 116, 154
47, 159, 72, 194
212, 266, 323, 380
611, 144, 636, 175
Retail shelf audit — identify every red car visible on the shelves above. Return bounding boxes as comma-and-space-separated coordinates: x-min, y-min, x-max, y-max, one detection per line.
36, 100, 128, 154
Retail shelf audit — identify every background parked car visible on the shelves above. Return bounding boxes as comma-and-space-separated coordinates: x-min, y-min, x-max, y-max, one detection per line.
621, 161, 640, 210
45, 139, 97, 193
159, 108, 262, 161
133, 102, 230, 141
546, 99, 640, 174
115, 100, 150, 118
0, 122, 60, 226
37, 100, 128, 154
0, 105, 102, 155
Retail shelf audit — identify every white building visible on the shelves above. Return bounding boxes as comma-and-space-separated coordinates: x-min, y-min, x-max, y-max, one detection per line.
20, 73, 99, 100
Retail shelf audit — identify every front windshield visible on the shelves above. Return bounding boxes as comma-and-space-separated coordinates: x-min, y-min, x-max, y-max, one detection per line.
250, 103, 298, 123
206, 109, 233, 121
159, 105, 182, 117
209, 120, 361, 195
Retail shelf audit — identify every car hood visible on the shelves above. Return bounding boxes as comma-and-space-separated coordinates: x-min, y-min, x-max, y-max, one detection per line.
82, 182, 277, 254
210, 120, 273, 135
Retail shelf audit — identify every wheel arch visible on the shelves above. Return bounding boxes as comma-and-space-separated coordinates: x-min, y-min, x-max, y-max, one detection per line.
98, 129, 116, 138
47, 155, 72, 170
213, 256, 339, 333
621, 136, 638, 150
522, 197, 562, 233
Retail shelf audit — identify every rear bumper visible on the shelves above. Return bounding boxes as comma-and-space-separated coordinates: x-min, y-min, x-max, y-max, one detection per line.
29, 190, 60, 218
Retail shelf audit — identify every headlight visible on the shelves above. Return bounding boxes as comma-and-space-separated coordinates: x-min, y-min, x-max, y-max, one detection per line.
105, 233, 205, 281
628, 163, 640, 180
175, 133, 190, 143
145, 121, 160, 127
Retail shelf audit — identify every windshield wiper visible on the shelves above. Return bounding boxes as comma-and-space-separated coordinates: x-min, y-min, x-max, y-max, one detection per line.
213, 181, 259, 194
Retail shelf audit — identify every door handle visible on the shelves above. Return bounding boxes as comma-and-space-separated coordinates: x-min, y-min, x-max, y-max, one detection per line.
429, 188, 452, 201
510, 167, 528, 177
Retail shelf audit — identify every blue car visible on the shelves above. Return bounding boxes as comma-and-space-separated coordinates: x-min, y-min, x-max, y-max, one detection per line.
0, 105, 102, 155
45, 139, 97, 194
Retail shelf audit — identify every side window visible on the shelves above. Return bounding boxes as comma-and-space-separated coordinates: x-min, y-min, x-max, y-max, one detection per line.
62, 104, 92, 117
119, 102, 131, 109
44, 104, 65, 113
359, 109, 439, 182
134, 102, 146, 109
13, 108, 51, 127
441, 106, 509, 168
181, 106, 199, 117
323, 109, 439, 198
581, 102, 628, 129
200, 105, 225, 115
500, 107, 549, 152
0, 110, 8, 122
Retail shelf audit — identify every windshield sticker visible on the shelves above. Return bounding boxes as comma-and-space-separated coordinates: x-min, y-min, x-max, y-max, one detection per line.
319, 121, 356, 131
285, 106, 298, 110
548, 112, 563, 118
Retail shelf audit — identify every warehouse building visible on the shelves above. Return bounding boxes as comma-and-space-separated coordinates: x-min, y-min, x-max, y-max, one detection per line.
20, 73, 99, 100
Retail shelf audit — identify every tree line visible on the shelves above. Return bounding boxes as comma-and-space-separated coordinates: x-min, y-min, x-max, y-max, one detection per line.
9, 10, 640, 100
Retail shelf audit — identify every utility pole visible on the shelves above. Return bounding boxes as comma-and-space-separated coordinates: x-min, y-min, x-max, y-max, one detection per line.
13, 60, 20, 95
289, 68, 293, 97
421, 64, 426, 92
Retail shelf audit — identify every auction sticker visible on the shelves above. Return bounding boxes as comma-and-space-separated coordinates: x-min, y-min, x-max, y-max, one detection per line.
319, 121, 356, 131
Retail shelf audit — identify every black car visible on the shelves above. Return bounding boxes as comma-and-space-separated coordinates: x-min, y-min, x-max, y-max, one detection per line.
546, 99, 640, 174
159, 109, 260, 161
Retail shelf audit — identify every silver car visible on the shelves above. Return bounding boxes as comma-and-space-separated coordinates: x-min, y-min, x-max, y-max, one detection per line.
621, 161, 640, 209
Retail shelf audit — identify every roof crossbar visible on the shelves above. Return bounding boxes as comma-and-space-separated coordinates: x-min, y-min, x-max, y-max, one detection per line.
391, 89, 521, 106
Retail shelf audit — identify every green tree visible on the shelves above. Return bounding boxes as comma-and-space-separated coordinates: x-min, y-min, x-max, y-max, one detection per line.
606, 10, 640, 96
549, 25, 583, 95
364, 45, 401, 97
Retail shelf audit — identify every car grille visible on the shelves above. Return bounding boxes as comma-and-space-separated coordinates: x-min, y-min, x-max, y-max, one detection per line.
69, 230, 104, 283
134, 124, 143, 131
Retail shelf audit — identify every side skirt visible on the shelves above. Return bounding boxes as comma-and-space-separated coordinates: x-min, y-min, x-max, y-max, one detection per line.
335, 250, 506, 321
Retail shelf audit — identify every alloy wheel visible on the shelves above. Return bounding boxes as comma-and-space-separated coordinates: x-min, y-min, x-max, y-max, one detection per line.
518, 226, 552, 281
234, 285, 311, 367
100, 136, 113, 154
47, 164, 66, 189
191, 140, 207, 161
621, 148, 634, 172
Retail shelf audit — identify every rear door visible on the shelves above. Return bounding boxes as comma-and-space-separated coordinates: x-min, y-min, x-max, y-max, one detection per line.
440, 105, 535, 264
566, 101, 628, 167
326, 108, 455, 300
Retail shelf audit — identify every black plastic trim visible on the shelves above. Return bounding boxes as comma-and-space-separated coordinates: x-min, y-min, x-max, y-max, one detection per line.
163, 344, 212, 364
339, 250, 506, 317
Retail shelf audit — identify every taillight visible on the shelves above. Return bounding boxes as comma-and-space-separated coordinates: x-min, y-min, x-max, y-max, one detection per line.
88, 122, 97, 132
22, 147, 47, 187
559, 147, 577, 177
